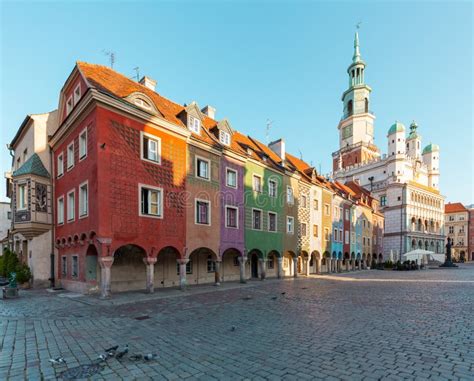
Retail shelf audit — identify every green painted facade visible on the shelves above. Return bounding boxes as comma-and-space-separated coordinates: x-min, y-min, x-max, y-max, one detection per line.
244, 160, 283, 259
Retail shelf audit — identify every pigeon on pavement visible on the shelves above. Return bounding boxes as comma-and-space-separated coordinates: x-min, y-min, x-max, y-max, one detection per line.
130, 354, 143, 361
115, 345, 129, 359
230, 326, 236, 332
144, 353, 158, 361
271, 296, 278, 300
49, 357, 66, 365
105, 345, 119, 353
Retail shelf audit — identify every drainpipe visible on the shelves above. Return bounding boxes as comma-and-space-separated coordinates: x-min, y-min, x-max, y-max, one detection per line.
49, 145, 55, 288
6, 144, 15, 249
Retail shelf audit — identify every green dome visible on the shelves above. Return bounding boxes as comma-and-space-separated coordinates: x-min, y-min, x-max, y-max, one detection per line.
407, 120, 421, 140
388, 121, 405, 135
422, 143, 440, 155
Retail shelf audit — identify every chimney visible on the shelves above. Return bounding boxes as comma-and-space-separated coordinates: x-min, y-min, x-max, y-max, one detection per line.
201, 105, 216, 119
139, 76, 157, 92
268, 138, 285, 162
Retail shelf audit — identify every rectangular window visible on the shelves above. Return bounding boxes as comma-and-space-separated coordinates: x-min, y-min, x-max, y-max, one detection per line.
141, 132, 161, 164
17, 183, 27, 210
334, 228, 338, 241
268, 212, 277, 232
57, 153, 64, 177
196, 158, 210, 180
324, 228, 329, 241
301, 223, 307, 237
253, 175, 262, 193
313, 224, 318, 237
72, 256, 78, 278
78, 129, 87, 160
351, 232, 355, 243
287, 186, 294, 204
66, 96, 73, 115
380, 195, 387, 207
367, 238, 371, 246
345, 231, 349, 244
140, 185, 163, 217
345, 209, 349, 221
67, 141, 75, 170
324, 204, 330, 216
225, 206, 238, 228
226, 168, 237, 188
301, 195, 307, 208
79, 182, 88, 217
268, 179, 277, 197
313, 199, 319, 210
268, 256, 274, 269
73, 84, 81, 105
196, 200, 210, 225
449, 226, 454, 234
252, 209, 262, 230
287, 216, 294, 234
62, 256, 67, 276
219, 130, 230, 146
189, 116, 201, 134
67, 190, 75, 222
339, 229, 343, 242
57, 196, 64, 224
363, 237, 366, 245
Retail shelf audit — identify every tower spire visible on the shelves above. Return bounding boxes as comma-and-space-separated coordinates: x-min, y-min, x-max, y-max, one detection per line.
353, 31, 361, 63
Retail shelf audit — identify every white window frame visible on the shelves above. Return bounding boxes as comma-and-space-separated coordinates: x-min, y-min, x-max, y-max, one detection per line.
189, 116, 201, 134
195, 198, 211, 225
225, 205, 239, 229
57, 195, 64, 225
79, 127, 88, 161
17, 182, 27, 211
252, 208, 263, 230
134, 98, 152, 111
324, 203, 330, 216
67, 189, 75, 222
268, 212, 277, 233
253, 174, 263, 193
57, 152, 64, 178
195, 156, 211, 181
66, 95, 73, 115
226, 167, 237, 189
301, 222, 307, 237
139, 184, 164, 219
140, 131, 162, 165
324, 227, 329, 241
301, 195, 307, 208
268, 178, 277, 197
71, 255, 79, 278
345, 231, 349, 244
287, 216, 294, 234
287, 186, 294, 204
219, 130, 230, 146
79, 180, 89, 218
73, 84, 81, 105
67, 141, 75, 170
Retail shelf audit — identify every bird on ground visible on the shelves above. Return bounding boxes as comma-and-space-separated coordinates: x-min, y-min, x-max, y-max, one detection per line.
115, 345, 129, 359
130, 354, 143, 361
144, 353, 158, 361
105, 345, 119, 353
281, 292, 286, 295
97, 353, 109, 362
271, 296, 278, 300
230, 326, 236, 332
242, 296, 252, 300
49, 357, 66, 365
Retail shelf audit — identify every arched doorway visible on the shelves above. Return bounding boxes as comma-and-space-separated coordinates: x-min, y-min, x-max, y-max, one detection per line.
111, 244, 147, 292
248, 249, 263, 279
85, 244, 98, 282
221, 248, 242, 282
460, 251, 466, 262
283, 251, 296, 276
156, 246, 181, 288
311, 251, 321, 274
267, 250, 279, 278
188, 247, 218, 285
323, 251, 331, 273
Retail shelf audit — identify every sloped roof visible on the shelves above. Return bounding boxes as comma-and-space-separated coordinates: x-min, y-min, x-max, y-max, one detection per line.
12, 153, 50, 178
445, 202, 467, 213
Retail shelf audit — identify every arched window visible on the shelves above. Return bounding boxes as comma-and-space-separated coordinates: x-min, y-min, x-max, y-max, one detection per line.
347, 100, 353, 116
365, 98, 369, 113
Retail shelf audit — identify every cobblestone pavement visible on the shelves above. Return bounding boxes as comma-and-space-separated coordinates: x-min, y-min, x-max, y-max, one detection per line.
1, 264, 474, 380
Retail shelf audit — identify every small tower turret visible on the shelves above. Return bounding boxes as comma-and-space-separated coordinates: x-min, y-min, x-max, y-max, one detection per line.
406, 121, 422, 159
422, 143, 440, 189
387, 121, 406, 157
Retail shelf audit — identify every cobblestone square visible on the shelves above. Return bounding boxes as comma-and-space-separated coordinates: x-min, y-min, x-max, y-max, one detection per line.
1, 265, 474, 380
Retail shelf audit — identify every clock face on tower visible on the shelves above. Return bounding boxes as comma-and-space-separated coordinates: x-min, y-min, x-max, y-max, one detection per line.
35, 183, 47, 212
343, 125, 353, 139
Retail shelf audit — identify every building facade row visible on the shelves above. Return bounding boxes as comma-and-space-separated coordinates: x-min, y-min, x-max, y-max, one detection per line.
6, 61, 385, 297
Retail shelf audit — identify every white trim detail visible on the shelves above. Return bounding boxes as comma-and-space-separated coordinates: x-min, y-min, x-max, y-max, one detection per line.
140, 131, 162, 165
138, 183, 164, 219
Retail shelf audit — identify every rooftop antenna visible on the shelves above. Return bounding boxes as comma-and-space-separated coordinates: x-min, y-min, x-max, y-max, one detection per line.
102, 50, 116, 69
318, 163, 322, 175
133, 67, 140, 81
298, 149, 303, 160
265, 119, 273, 144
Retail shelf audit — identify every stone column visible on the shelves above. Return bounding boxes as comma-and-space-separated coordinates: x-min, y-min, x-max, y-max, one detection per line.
98, 256, 114, 299
305, 258, 310, 276
293, 257, 298, 278
317, 258, 322, 274
345, 259, 349, 271
177, 258, 189, 290
351, 259, 355, 271
143, 257, 157, 293
238, 256, 247, 283
277, 257, 283, 279
214, 260, 222, 286
358, 259, 362, 270
327, 258, 331, 274
337, 259, 342, 273
259, 258, 267, 280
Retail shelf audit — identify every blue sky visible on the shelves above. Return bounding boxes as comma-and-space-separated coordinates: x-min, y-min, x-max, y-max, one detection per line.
1, 1, 472, 204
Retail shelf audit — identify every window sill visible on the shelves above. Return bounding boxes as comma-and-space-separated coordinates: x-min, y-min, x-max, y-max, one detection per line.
139, 213, 163, 219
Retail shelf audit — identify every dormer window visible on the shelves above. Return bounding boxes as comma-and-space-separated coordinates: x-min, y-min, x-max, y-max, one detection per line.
134, 98, 152, 111
66, 96, 73, 115
189, 116, 201, 134
73, 84, 81, 105
219, 130, 230, 146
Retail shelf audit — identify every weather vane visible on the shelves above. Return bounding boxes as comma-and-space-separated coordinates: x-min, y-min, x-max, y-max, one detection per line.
356, 21, 362, 30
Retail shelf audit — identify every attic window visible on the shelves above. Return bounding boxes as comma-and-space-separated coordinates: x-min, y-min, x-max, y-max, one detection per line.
219, 130, 230, 146
189, 117, 201, 134
73, 84, 81, 105
66, 96, 73, 115
134, 98, 152, 111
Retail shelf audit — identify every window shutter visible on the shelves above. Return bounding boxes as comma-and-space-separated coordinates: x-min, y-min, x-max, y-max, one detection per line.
143, 137, 149, 159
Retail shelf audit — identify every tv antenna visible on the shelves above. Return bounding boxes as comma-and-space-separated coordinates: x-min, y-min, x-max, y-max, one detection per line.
265, 119, 273, 143
102, 50, 116, 68
133, 67, 140, 81
298, 149, 303, 160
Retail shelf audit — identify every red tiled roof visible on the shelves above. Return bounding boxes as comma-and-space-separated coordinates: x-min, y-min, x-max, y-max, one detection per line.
445, 202, 467, 213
